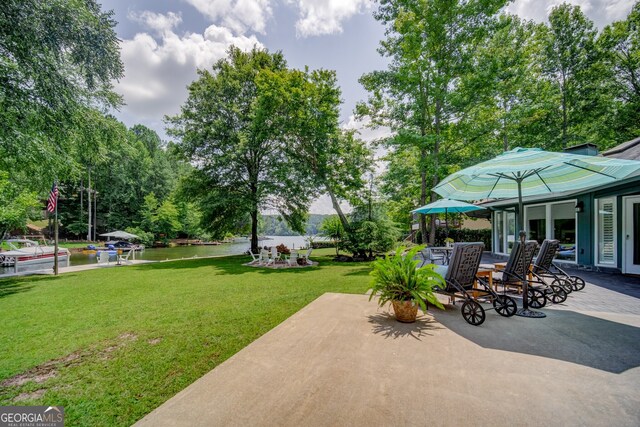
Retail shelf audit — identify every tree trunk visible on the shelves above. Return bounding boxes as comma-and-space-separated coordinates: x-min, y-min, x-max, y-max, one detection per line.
419, 147, 428, 244
502, 98, 508, 152
87, 167, 92, 242
250, 209, 259, 254
561, 76, 568, 149
429, 98, 442, 246
328, 189, 350, 231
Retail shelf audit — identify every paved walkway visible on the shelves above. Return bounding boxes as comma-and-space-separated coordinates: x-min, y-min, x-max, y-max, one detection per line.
136, 287, 640, 426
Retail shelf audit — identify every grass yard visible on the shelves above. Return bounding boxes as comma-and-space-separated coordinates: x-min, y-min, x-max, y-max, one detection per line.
0, 249, 372, 426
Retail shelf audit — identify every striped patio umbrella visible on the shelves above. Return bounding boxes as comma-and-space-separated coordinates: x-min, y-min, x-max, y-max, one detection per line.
412, 199, 485, 236
433, 147, 640, 317
411, 198, 485, 215
434, 147, 640, 232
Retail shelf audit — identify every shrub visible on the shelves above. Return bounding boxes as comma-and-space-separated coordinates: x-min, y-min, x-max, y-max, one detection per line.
342, 218, 399, 258
433, 228, 491, 247
368, 246, 445, 311
275, 243, 290, 255
310, 241, 334, 249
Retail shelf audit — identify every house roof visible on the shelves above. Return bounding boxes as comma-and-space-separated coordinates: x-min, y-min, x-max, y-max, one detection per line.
602, 136, 640, 161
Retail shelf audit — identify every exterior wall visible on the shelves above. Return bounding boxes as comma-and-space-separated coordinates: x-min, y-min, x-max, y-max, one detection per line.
576, 193, 594, 266
489, 177, 640, 271
593, 180, 640, 270
461, 218, 491, 230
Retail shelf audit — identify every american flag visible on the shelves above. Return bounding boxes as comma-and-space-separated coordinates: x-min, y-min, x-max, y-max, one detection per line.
47, 182, 59, 213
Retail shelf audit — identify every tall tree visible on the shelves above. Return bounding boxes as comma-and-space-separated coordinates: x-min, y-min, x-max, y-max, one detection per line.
358, 0, 506, 244
460, 15, 555, 153
0, 0, 123, 188
259, 67, 372, 232
168, 47, 315, 253
598, 1, 640, 141
542, 3, 599, 149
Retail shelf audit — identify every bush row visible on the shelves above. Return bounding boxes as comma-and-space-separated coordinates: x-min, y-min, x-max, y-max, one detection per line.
310, 241, 335, 249
416, 228, 492, 248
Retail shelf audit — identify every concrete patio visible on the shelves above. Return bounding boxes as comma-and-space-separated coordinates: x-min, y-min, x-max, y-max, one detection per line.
136, 274, 640, 427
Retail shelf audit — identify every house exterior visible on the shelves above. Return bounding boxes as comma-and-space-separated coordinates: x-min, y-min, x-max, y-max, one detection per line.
487, 139, 640, 274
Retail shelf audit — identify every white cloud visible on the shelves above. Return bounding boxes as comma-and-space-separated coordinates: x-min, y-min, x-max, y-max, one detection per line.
183, 0, 273, 34
343, 115, 392, 144
289, 0, 372, 37
507, 0, 634, 28
115, 12, 262, 125
128, 10, 183, 35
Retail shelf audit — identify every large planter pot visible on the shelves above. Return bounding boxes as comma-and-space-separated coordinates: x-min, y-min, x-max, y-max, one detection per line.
392, 300, 419, 323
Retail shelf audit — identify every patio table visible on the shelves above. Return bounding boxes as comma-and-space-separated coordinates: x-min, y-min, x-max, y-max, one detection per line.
429, 247, 453, 265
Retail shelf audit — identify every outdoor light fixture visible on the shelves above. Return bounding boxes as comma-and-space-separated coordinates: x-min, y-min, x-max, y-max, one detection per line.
575, 201, 584, 213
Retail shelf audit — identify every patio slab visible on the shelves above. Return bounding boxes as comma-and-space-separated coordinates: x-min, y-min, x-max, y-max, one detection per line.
136, 292, 640, 426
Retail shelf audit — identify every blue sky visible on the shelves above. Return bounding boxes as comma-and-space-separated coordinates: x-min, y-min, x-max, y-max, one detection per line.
100, 0, 635, 212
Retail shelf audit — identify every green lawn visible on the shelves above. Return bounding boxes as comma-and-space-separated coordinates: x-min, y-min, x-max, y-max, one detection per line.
0, 249, 372, 426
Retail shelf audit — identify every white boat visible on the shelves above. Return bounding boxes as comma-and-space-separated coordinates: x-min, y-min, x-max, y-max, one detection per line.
0, 239, 70, 267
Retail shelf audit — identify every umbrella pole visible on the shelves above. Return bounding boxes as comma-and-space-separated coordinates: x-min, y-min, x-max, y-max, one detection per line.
515, 178, 546, 318
445, 208, 448, 239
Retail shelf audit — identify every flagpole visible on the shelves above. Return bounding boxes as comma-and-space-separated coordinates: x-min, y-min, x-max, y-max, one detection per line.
54, 188, 59, 276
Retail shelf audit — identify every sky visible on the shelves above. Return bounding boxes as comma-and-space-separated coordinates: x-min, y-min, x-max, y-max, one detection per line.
100, 0, 635, 213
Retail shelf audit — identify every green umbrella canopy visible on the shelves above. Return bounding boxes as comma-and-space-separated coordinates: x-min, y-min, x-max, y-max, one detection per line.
412, 199, 485, 214
434, 147, 640, 231
433, 147, 640, 316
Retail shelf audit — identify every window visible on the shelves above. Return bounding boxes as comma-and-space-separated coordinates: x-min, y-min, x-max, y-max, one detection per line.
499, 200, 578, 262
494, 210, 516, 254
506, 212, 515, 253
551, 202, 576, 261
495, 211, 504, 253
596, 198, 615, 265
526, 205, 546, 244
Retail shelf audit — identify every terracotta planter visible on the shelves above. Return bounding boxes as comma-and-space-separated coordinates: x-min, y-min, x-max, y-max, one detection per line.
392, 300, 419, 323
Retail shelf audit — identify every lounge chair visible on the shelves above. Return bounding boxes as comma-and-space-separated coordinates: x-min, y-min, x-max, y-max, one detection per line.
117, 250, 133, 265
266, 247, 280, 265
287, 250, 298, 266
419, 247, 447, 266
249, 250, 264, 265
493, 240, 567, 308
97, 251, 110, 265
303, 248, 313, 265
532, 239, 586, 292
429, 242, 518, 326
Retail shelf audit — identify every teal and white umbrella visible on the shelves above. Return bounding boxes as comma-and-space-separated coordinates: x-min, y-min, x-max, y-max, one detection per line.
412, 199, 485, 235
412, 198, 485, 215
433, 147, 640, 317
434, 147, 640, 232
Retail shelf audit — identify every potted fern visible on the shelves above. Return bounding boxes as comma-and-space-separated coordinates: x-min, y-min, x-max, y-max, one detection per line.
369, 246, 445, 323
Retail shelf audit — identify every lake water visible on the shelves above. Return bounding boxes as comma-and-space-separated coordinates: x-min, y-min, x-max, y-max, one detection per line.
0, 235, 324, 275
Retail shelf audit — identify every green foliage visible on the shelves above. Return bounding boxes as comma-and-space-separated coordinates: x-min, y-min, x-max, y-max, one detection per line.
319, 216, 345, 256
0, 0, 123, 188
369, 246, 445, 311
169, 46, 320, 252
428, 228, 492, 248
0, 172, 40, 237
177, 202, 203, 239
342, 219, 400, 258
155, 200, 182, 239
359, 0, 508, 244
542, 3, 601, 149
598, 1, 640, 142
124, 227, 154, 246
370, 1, 639, 232
140, 193, 159, 234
